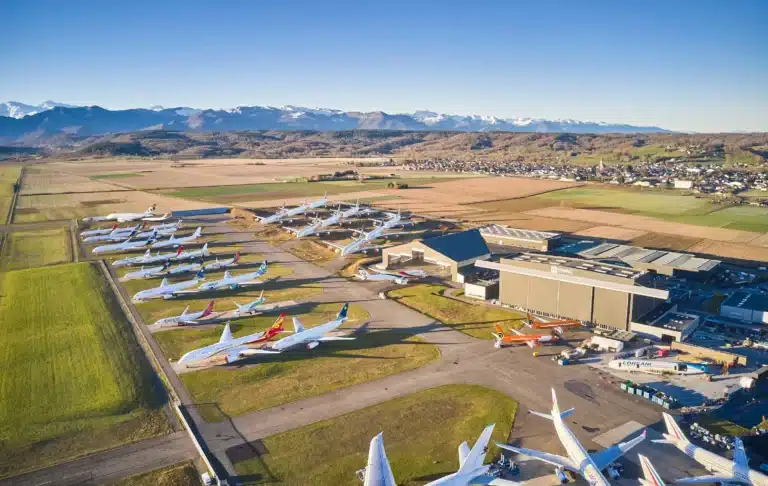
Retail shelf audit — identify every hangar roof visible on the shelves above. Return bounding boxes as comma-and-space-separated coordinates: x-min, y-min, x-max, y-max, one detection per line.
478, 224, 560, 242
575, 242, 720, 273
721, 292, 768, 312
422, 229, 490, 263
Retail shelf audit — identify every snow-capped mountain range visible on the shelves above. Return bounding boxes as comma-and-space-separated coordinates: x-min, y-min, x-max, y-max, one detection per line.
0, 101, 669, 143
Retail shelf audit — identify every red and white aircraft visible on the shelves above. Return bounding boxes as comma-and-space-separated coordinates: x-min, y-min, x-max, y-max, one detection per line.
492, 324, 561, 349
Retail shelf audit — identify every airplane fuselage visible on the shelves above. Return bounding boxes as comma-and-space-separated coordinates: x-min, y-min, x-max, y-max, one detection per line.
199, 271, 264, 291
123, 266, 166, 280
553, 415, 611, 486
670, 438, 768, 486
92, 239, 154, 254
133, 279, 201, 301
270, 319, 343, 351
178, 330, 271, 364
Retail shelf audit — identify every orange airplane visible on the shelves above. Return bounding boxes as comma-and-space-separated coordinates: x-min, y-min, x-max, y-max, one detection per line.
492, 324, 561, 349
525, 313, 580, 330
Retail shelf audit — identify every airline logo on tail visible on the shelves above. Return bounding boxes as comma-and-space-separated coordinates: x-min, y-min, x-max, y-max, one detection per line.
195, 269, 205, 279
201, 300, 215, 317
337, 303, 349, 321
176, 246, 184, 256
233, 251, 241, 264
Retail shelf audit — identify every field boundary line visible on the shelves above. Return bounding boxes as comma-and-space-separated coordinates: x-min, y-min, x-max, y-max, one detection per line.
5, 166, 24, 225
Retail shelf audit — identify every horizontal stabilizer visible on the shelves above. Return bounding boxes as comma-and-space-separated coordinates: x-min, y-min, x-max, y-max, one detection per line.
529, 408, 573, 421
495, 443, 577, 473
591, 430, 646, 469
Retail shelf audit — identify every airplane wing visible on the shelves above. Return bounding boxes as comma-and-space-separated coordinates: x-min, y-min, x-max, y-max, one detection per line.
364, 433, 397, 486
472, 478, 524, 486
317, 336, 355, 341
733, 438, 748, 469
673, 475, 746, 485
495, 444, 578, 473
322, 240, 347, 250
590, 430, 646, 470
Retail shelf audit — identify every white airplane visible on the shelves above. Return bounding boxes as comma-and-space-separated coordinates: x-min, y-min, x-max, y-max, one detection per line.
92, 230, 158, 254
258, 193, 328, 224
361, 425, 520, 486
132, 270, 205, 301
153, 300, 215, 327
326, 210, 411, 256
167, 258, 205, 276
608, 359, 708, 376
638, 454, 667, 486
174, 243, 210, 261
496, 389, 646, 486
149, 219, 182, 231
142, 212, 172, 222
151, 227, 202, 249
654, 413, 768, 486
232, 291, 266, 316
326, 237, 393, 257
121, 261, 171, 281
105, 204, 157, 222
112, 247, 183, 267
198, 262, 268, 292
266, 303, 353, 352
288, 201, 369, 237
204, 251, 241, 270
82, 224, 143, 243
177, 314, 285, 366
356, 268, 408, 285
80, 223, 137, 238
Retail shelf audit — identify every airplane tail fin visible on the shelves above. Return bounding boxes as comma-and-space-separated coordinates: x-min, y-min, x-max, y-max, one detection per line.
219, 322, 233, 343
365, 433, 396, 486
494, 323, 506, 336
160, 278, 169, 288
111, 223, 118, 231
202, 243, 209, 254
457, 424, 495, 474
195, 269, 205, 280
176, 246, 184, 256
638, 454, 666, 486
272, 312, 285, 330
233, 251, 241, 264
201, 300, 215, 317
193, 227, 202, 238
458, 441, 471, 468
337, 303, 349, 321
144, 248, 151, 256
551, 388, 561, 416
224, 270, 231, 279
142, 221, 148, 229
258, 261, 267, 274
660, 412, 688, 443
292, 316, 305, 333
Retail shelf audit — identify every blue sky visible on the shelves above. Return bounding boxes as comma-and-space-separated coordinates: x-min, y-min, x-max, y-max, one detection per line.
1, 0, 766, 132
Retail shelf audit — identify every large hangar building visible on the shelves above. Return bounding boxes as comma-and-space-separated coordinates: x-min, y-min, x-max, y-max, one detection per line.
477, 253, 669, 331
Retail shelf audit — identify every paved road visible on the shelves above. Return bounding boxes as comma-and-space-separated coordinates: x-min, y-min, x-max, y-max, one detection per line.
1, 432, 196, 486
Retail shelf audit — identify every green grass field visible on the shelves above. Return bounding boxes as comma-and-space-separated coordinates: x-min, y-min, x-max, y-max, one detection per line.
162, 177, 465, 204
112, 461, 201, 486
233, 385, 517, 486
164, 304, 439, 422
1, 228, 72, 271
534, 186, 768, 232
0, 263, 170, 478
0, 165, 21, 222
92, 172, 145, 180
388, 284, 524, 339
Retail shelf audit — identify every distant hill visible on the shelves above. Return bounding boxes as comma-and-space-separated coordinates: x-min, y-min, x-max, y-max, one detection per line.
0, 103, 671, 144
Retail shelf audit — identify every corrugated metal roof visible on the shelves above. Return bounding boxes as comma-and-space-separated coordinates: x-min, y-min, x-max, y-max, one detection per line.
721, 292, 768, 312
478, 224, 559, 242
422, 229, 490, 263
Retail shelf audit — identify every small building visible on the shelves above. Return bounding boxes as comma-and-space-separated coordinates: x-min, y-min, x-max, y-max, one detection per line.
631, 309, 700, 343
382, 229, 491, 282
720, 292, 768, 324
464, 279, 499, 300
674, 179, 694, 190
478, 224, 560, 252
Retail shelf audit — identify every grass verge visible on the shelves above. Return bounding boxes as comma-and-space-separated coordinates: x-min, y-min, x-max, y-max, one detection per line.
388, 284, 524, 339
168, 304, 439, 421
232, 384, 517, 486
0, 263, 170, 478
1, 228, 72, 271
112, 461, 201, 486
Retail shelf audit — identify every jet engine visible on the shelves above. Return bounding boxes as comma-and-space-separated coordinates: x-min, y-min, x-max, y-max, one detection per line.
229, 284, 239, 290
555, 468, 568, 484
306, 341, 320, 350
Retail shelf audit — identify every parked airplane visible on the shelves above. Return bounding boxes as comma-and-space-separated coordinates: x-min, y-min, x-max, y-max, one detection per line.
326, 236, 392, 257
166, 258, 205, 276
177, 314, 285, 366
107, 204, 157, 222
654, 413, 768, 486
638, 455, 667, 486
266, 303, 353, 351
326, 210, 411, 256
132, 270, 205, 301
151, 227, 202, 249
112, 247, 183, 267
149, 219, 182, 231
232, 291, 266, 316
121, 261, 171, 281
198, 262, 268, 291
608, 359, 708, 375
492, 324, 561, 349
142, 212, 172, 222
496, 389, 646, 486
174, 243, 210, 261
361, 425, 520, 486
82, 224, 143, 243
525, 313, 581, 330
92, 230, 158, 254
153, 300, 215, 327
258, 193, 328, 224
398, 269, 427, 278
288, 201, 369, 237
80, 223, 137, 238
204, 252, 241, 270
356, 269, 408, 285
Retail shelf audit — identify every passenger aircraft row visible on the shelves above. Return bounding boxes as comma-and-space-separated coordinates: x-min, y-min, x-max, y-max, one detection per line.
91, 227, 202, 254
120, 252, 240, 281
151, 291, 267, 328
326, 209, 415, 256
132, 262, 267, 301
257, 193, 329, 224
285, 200, 372, 237
362, 390, 768, 486
177, 303, 351, 366
113, 244, 210, 267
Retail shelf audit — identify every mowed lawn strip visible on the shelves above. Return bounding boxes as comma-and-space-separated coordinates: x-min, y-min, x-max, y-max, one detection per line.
0, 263, 170, 478
233, 384, 517, 486
111, 461, 201, 486
163, 177, 466, 204
388, 284, 524, 339
2, 228, 72, 271
166, 304, 439, 421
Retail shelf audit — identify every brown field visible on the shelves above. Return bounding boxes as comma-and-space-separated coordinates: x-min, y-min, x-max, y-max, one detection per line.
688, 240, 768, 263
574, 225, 648, 241
630, 232, 703, 252
14, 190, 218, 223
20, 168, 125, 194
526, 207, 761, 244
748, 233, 768, 248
